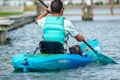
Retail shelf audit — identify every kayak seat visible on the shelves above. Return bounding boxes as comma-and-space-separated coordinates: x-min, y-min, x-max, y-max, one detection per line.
39, 41, 64, 54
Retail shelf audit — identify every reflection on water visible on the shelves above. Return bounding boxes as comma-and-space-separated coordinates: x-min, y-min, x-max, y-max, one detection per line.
0, 17, 120, 80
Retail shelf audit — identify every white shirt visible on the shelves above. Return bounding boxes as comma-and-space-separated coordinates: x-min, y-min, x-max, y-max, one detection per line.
37, 16, 79, 53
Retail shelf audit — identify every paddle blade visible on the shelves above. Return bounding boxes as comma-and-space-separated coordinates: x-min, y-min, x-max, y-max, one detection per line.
97, 53, 117, 65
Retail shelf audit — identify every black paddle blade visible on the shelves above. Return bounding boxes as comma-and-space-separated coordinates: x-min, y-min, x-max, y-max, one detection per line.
97, 53, 117, 65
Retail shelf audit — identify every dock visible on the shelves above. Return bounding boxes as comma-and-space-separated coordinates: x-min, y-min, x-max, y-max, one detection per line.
0, 13, 36, 44
0, 20, 14, 44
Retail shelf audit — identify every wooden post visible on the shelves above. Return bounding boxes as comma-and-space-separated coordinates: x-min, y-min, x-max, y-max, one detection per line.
82, 0, 93, 21
110, 0, 114, 15
82, 0, 86, 20
0, 31, 7, 44
35, 0, 41, 16
90, 0, 93, 19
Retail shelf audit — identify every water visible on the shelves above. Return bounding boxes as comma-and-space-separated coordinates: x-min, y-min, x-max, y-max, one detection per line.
0, 18, 120, 80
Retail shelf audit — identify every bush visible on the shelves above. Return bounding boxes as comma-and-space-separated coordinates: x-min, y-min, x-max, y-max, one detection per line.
95, 1, 103, 5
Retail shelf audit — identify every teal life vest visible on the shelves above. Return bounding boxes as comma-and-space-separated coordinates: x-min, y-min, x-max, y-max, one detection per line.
43, 16, 65, 44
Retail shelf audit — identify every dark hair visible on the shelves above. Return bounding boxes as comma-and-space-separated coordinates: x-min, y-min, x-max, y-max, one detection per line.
51, 0, 63, 13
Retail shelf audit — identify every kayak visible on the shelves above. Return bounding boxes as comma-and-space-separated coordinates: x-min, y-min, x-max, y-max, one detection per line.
12, 39, 102, 72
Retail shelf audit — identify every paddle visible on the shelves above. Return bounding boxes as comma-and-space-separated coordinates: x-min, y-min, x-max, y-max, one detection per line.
38, 0, 117, 65
83, 40, 117, 65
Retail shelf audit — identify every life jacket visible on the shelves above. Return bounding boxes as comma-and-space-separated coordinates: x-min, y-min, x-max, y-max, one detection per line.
43, 16, 65, 45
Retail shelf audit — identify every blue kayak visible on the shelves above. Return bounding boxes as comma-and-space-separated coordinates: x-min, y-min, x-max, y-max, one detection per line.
12, 39, 102, 72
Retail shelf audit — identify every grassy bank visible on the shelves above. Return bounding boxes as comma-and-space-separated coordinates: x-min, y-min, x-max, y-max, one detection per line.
0, 12, 23, 17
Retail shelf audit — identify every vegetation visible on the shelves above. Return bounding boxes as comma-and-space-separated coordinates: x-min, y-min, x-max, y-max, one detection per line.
0, 12, 23, 17
114, 2, 120, 5
95, 1, 103, 5
67, 2, 81, 6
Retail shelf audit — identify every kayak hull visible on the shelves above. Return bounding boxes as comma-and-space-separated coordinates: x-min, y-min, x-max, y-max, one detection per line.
12, 39, 101, 72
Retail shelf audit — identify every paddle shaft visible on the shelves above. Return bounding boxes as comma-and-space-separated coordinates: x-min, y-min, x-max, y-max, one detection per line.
38, 0, 48, 8
83, 40, 97, 53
